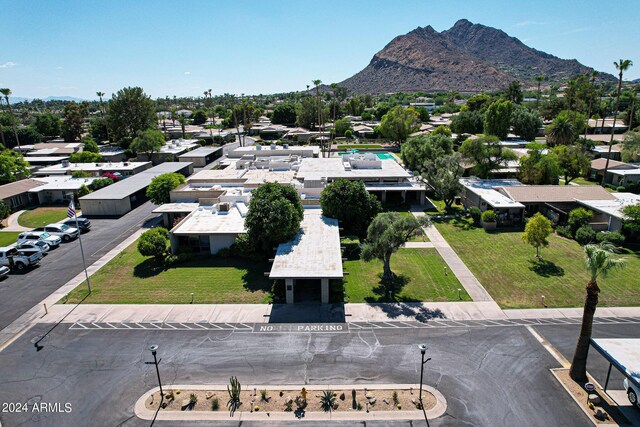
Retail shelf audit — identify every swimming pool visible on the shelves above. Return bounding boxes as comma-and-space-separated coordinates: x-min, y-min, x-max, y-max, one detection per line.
337, 150, 394, 160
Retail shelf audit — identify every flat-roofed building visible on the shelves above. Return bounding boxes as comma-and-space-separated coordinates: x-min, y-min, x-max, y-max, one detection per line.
227, 144, 319, 158
589, 158, 639, 184
459, 178, 526, 226
0, 179, 44, 210
577, 193, 640, 232
33, 160, 152, 177
177, 146, 223, 167
29, 177, 97, 205
137, 139, 200, 164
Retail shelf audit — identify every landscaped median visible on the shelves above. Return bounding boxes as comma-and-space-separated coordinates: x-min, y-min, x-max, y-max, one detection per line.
135, 383, 447, 422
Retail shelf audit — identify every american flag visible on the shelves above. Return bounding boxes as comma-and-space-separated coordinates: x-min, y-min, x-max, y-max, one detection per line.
67, 200, 76, 218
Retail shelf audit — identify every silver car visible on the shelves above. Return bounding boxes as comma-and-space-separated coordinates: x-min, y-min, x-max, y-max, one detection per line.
32, 224, 79, 242
0, 266, 9, 280
17, 231, 62, 248
16, 241, 50, 255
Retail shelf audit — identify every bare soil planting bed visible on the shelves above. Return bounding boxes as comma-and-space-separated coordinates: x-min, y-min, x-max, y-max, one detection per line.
146, 387, 437, 413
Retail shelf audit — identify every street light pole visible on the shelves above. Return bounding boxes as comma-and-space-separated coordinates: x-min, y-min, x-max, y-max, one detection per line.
149, 345, 163, 396
418, 344, 431, 427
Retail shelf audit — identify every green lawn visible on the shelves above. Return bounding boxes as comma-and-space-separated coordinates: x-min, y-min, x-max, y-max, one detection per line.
337, 144, 383, 150
18, 207, 68, 228
343, 248, 470, 303
63, 242, 274, 304
572, 177, 598, 186
435, 220, 640, 308
0, 232, 20, 247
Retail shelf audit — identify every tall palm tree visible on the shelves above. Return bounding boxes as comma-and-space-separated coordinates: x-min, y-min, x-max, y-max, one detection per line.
583, 71, 598, 141
569, 243, 626, 381
534, 75, 545, 110
0, 88, 21, 151
602, 59, 633, 185
313, 79, 323, 156
547, 116, 574, 146
96, 91, 111, 142
628, 85, 639, 130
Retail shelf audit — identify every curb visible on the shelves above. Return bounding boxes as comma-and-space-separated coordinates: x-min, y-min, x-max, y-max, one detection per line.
134, 383, 447, 422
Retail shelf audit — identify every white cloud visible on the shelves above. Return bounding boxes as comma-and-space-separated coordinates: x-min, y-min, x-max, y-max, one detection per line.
0, 61, 17, 68
56, 66, 64, 70
515, 21, 548, 27
559, 27, 588, 36
184, 71, 191, 75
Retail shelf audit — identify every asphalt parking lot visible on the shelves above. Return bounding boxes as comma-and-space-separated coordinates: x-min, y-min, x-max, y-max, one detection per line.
0, 323, 595, 427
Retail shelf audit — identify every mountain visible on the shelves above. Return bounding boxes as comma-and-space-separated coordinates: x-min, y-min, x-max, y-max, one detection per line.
42, 96, 88, 102
340, 19, 610, 94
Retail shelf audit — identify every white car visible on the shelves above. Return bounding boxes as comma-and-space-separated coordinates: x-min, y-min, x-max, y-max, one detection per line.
32, 224, 79, 242
0, 265, 9, 280
624, 378, 640, 408
0, 247, 42, 272
17, 231, 62, 248
16, 241, 50, 255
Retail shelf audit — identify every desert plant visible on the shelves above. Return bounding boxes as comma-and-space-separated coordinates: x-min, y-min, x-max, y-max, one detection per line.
339, 392, 345, 401
165, 390, 175, 401
320, 390, 336, 413
295, 395, 307, 410
227, 376, 241, 414
356, 401, 363, 411
284, 398, 293, 412
392, 391, 399, 405
211, 397, 219, 411
352, 389, 357, 409
254, 405, 260, 412
189, 393, 198, 405
397, 403, 402, 410
260, 389, 269, 402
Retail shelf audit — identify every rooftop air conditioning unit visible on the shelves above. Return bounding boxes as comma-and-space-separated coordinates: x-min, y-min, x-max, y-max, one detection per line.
256, 145, 262, 150
270, 144, 276, 150
283, 144, 289, 149
219, 202, 230, 212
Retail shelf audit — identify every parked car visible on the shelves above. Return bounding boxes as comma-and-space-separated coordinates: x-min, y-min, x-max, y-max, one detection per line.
17, 231, 62, 248
0, 266, 9, 280
0, 247, 42, 272
63, 217, 91, 233
624, 377, 640, 408
16, 241, 50, 256
32, 224, 79, 242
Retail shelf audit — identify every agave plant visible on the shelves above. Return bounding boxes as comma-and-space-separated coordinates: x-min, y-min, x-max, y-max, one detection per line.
227, 376, 241, 414
320, 390, 336, 412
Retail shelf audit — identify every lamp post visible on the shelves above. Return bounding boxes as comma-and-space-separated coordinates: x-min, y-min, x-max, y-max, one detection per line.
418, 344, 431, 427
149, 345, 163, 396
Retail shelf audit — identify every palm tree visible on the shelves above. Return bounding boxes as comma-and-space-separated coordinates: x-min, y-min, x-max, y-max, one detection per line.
628, 85, 639, 130
0, 88, 21, 151
583, 72, 598, 141
313, 79, 323, 156
535, 75, 545, 110
96, 91, 110, 142
547, 116, 574, 146
569, 243, 626, 381
602, 59, 633, 185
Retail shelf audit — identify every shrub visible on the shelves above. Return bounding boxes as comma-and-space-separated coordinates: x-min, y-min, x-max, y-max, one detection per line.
0, 200, 11, 222
228, 233, 256, 258
71, 170, 91, 178
469, 207, 482, 225
481, 210, 497, 223
568, 208, 593, 235
146, 173, 186, 204
341, 236, 361, 260
137, 228, 169, 259
556, 225, 573, 239
595, 231, 625, 246
617, 186, 626, 192
575, 225, 596, 245
211, 397, 219, 411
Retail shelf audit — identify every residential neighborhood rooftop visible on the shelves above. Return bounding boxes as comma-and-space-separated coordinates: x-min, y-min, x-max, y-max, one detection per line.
577, 193, 640, 220
170, 202, 247, 235
498, 185, 615, 203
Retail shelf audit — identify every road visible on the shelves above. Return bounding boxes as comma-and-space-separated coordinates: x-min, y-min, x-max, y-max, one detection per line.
0, 322, 618, 427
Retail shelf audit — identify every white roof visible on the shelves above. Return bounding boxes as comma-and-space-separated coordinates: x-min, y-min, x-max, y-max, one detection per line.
160, 139, 200, 154
269, 210, 343, 279
178, 146, 223, 158
28, 177, 97, 192
591, 338, 640, 386
170, 203, 246, 235
577, 193, 640, 220
609, 169, 640, 177
152, 203, 199, 214
297, 157, 410, 181
34, 161, 150, 175
460, 178, 526, 209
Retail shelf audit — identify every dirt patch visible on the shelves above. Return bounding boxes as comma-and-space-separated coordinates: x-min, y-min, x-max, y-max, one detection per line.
553, 369, 632, 425
146, 387, 436, 414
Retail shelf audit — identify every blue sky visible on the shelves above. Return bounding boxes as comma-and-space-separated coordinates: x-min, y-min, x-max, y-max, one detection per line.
1, 0, 638, 99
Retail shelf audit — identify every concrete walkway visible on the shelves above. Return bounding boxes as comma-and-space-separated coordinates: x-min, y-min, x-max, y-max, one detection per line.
2, 210, 30, 232
403, 241, 434, 248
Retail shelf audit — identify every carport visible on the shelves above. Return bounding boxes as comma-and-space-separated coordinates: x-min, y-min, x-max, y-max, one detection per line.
590, 338, 640, 400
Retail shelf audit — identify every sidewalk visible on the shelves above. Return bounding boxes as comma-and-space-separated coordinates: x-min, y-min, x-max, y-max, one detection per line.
2, 210, 30, 232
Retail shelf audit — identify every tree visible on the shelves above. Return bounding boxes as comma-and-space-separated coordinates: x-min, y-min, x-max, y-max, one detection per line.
191, 110, 207, 125
466, 94, 493, 111
400, 134, 453, 173
3, 127, 41, 148
107, 87, 156, 147
450, 110, 484, 134
432, 125, 452, 136
622, 205, 640, 235
296, 96, 320, 130
0, 88, 21, 151
522, 212, 553, 258
245, 182, 304, 254
71, 170, 91, 178
602, 60, 633, 185
379, 106, 420, 144
320, 179, 382, 238
271, 103, 297, 125
81, 135, 100, 153
131, 128, 165, 160
459, 135, 517, 178
568, 208, 593, 235
414, 106, 430, 122
422, 152, 463, 209
511, 108, 542, 141
0, 150, 30, 184
137, 228, 170, 260
361, 212, 431, 280
621, 131, 640, 162
89, 116, 110, 143
76, 184, 91, 198
569, 243, 626, 381
146, 173, 186, 205
545, 115, 574, 146
0, 200, 11, 222
33, 113, 62, 139
518, 148, 561, 185
484, 100, 513, 139
333, 118, 352, 137
507, 80, 523, 103
555, 145, 590, 184
69, 151, 102, 163
535, 76, 545, 110
89, 177, 114, 191
61, 102, 88, 141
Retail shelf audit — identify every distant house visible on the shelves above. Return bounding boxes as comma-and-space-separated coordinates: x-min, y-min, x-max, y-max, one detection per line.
591, 144, 622, 161
578, 193, 640, 232
353, 125, 375, 138
28, 177, 97, 205
0, 179, 43, 210
589, 158, 639, 185
459, 178, 525, 226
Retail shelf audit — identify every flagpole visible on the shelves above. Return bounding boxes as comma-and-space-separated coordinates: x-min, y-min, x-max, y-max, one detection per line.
71, 200, 91, 294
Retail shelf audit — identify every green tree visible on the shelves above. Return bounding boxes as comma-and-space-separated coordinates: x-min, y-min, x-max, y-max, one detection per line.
518, 148, 561, 185
81, 135, 100, 153
0, 150, 30, 184
621, 131, 640, 162
507, 80, 523, 103
450, 110, 484, 134
379, 106, 420, 144
555, 145, 590, 184
431, 125, 452, 136
622, 205, 640, 235
245, 182, 304, 254
61, 102, 89, 141
107, 87, 157, 148
484, 99, 513, 139
137, 228, 170, 260
71, 170, 91, 178
0, 88, 21, 151
546, 115, 574, 146
190, 110, 207, 125
422, 152, 463, 209
146, 173, 186, 204
535, 75, 545, 110
131, 128, 165, 160
69, 151, 102, 163
466, 94, 493, 111
89, 116, 110, 143
570, 243, 626, 381
320, 179, 382, 238
89, 177, 114, 191
332, 118, 352, 137
602, 60, 633, 184
511, 108, 542, 141
271, 104, 297, 125
0, 200, 11, 222
568, 208, 593, 235
33, 113, 62, 139
400, 134, 453, 173
3, 127, 41, 148
459, 135, 517, 178
522, 212, 553, 258
361, 212, 431, 280
296, 96, 320, 130
414, 106, 430, 122
76, 184, 91, 198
